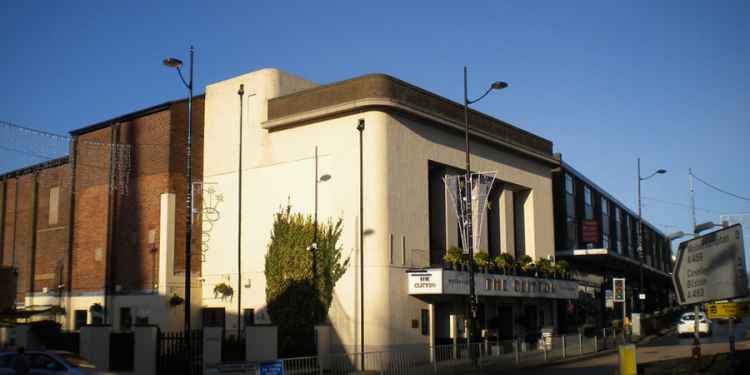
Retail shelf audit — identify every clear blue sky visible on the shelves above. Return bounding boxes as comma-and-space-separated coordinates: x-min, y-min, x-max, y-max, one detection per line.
2, 1, 749, 251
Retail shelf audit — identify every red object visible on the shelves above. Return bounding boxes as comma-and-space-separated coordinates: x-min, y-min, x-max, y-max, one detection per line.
582, 220, 599, 243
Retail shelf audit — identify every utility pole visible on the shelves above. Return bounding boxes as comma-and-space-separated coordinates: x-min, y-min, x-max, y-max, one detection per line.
689, 169, 701, 352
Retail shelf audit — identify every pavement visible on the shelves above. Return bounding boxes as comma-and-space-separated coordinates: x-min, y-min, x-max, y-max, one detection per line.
486, 320, 750, 375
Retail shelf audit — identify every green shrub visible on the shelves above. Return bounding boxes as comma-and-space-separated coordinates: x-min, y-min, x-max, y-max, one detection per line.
265, 204, 348, 357
443, 246, 464, 270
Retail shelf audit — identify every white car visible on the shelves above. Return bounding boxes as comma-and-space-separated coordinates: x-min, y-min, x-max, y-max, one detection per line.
0, 350, 113, 375
677, 312, 712, 336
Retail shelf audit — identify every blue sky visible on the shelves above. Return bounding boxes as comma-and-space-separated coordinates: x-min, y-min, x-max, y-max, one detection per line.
2, 1, 749, 251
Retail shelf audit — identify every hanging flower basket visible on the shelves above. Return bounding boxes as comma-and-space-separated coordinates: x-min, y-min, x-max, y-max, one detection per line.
214, 282, 234, 300
89, 303, 103, 314
169, 293, 184, 307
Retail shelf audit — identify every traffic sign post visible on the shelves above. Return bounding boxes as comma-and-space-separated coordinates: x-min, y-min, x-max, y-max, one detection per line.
672, 225, 748, 305
613, 278, 626, 334
672, 224, 748, 365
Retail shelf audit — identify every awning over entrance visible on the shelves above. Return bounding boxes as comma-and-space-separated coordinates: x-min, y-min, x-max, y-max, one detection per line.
556, 248, 671, 281
407, 268, 578, 299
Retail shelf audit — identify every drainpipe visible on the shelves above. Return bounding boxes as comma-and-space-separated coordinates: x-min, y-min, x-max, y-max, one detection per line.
65, 139, 78, 314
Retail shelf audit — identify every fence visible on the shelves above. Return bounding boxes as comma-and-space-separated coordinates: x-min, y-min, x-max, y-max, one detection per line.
272, 328, 628, 375
157, 329, 203, 375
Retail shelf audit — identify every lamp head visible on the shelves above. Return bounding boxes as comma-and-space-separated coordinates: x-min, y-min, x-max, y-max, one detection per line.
163, 57, 183, 69
656, 169, 667, 174
319, 174, 332, 182
491, 81, 509, 90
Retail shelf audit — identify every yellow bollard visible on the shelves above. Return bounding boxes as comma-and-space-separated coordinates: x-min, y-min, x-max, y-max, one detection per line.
619, 344, 637, 375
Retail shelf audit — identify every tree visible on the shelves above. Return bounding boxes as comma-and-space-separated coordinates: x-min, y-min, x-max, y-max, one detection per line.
265, 204, 349, 357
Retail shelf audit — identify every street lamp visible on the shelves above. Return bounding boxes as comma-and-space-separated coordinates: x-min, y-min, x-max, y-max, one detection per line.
163, 46, 194, 331
636, 158, 666, 314
308, 146, 331, 302
463, 66, 508, 366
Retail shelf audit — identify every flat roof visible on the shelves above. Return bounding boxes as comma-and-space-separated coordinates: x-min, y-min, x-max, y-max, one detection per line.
267, 74, 554, 161
69, 94, 204, 136
0, 156, 69, 180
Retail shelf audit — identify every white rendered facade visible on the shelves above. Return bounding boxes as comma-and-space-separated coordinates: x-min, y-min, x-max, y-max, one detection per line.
200, 69, 563, 352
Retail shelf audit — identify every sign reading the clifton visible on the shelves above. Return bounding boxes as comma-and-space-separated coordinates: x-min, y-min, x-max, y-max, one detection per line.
407, 269, 577, 299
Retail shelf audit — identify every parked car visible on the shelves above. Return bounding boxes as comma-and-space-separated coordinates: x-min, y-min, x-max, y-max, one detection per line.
677, 312, 712, 336
0, 350, 112, 375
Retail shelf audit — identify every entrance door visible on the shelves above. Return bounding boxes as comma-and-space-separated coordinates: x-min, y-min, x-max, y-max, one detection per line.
524, 305, 538, 342
497, 305, 513, 339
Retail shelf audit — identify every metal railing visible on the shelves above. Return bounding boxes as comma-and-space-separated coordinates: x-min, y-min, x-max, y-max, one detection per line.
216, 329, 629, 374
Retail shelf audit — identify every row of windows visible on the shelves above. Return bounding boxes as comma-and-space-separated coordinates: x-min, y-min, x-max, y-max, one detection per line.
562, 173, 672, 272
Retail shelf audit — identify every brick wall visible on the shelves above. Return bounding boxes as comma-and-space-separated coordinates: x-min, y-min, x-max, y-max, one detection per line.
0, 96, 204, 305
71, 127, 113, 293
0, 161, 70, 303
32, 164, 71, 294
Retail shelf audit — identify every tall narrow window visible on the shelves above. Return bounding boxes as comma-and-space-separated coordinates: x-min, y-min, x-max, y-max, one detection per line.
615, 207, 622, 254
428, 162, 447, 266
420, 309, 430, 336
601, 197, 609, 249
389, 234, 394, 265
402, 235, 407, 266
584, 186, 593, 220
48, 186, 60, 225
514, 191, 527, 258
565, 174, 577, 249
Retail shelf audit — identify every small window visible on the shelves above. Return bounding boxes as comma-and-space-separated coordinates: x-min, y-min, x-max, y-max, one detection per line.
243, 308, 255, 326
74, 310, 87, 330
119, 307, 132, 331
401, 235, 407, 266
584, 186, 593, 219
565, 174, 574, 194
420, 309, 430, 336
389, 234, 394, 265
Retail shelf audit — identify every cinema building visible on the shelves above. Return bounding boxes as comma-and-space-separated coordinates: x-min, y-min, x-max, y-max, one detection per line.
200, 69, 577, 352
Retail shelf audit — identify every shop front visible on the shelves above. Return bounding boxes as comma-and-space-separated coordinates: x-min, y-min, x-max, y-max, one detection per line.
408, 269, 578, 345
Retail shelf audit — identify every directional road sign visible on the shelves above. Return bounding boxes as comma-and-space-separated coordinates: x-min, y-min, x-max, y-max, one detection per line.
673, 224, 749, 305
704, 301, 750, 319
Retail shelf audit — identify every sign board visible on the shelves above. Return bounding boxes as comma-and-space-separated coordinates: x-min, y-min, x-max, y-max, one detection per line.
582, 220, 599, 243
673, 224, 749, 305
613, 278, 626, 302
407, 269, 578, 299
638, 293, 646, 300
605, 289, 614, 308
259, 360, 284, 375
704, 302, 750, 319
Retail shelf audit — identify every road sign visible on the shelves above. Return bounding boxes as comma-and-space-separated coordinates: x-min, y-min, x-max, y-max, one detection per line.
704, 302, 750, 319
613, 278, 625, 302
673, 224, 749, 305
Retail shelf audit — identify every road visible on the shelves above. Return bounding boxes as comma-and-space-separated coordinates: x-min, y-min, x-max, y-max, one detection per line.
513, 320, 750, 375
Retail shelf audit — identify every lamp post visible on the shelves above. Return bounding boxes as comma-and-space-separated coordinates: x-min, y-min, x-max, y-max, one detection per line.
237, 84, 244, 335
308, 146, 331, 319
463, 66, 507, 366
356, 119, 365, 370
163, 46, 194, 331
635, 158, 666, 314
